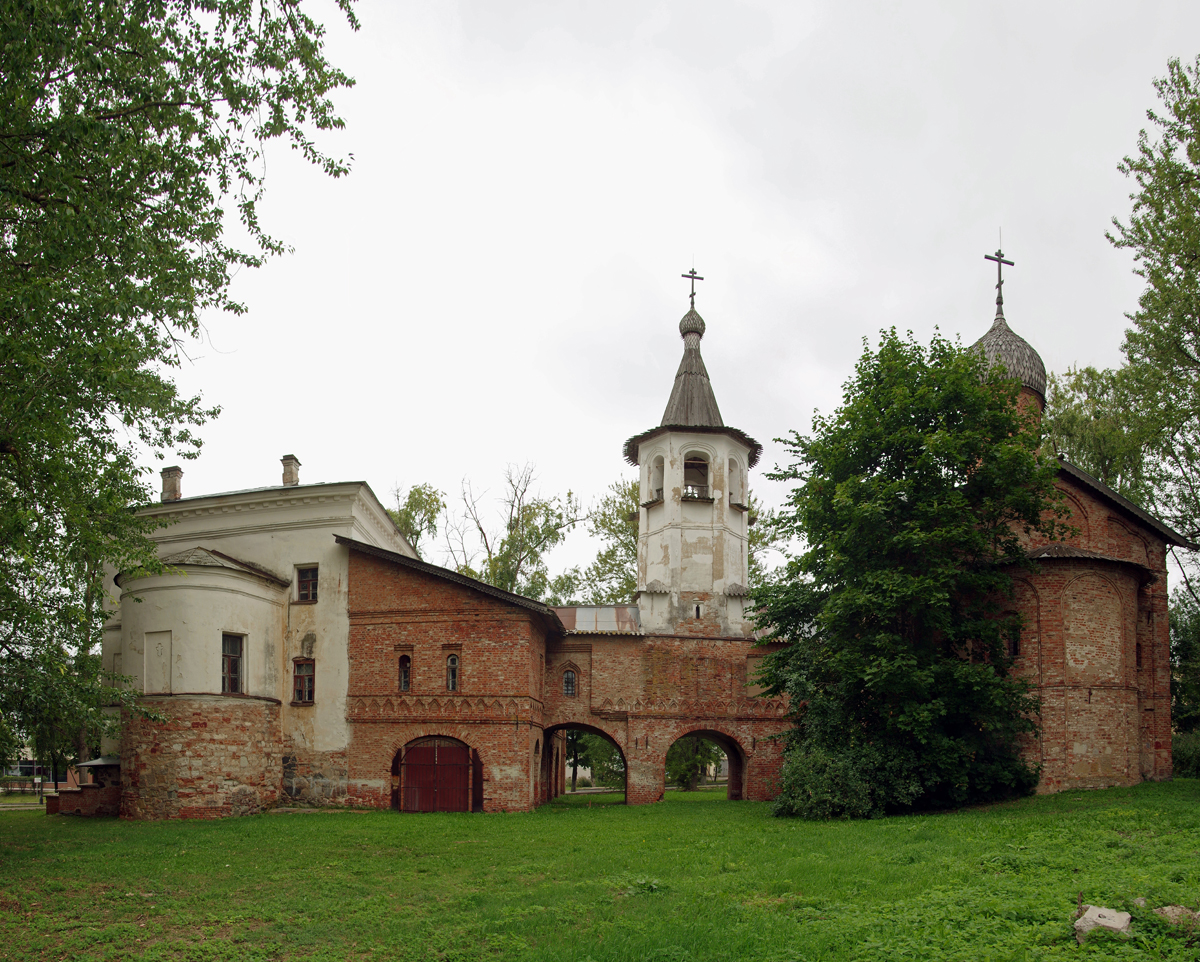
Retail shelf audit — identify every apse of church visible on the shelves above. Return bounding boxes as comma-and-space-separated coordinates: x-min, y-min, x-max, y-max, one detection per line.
972, 249, 1183, 791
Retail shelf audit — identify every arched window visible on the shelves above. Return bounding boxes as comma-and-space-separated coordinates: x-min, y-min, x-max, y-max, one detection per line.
650, 455, 665, 502
683, 453, 709, 499
563, 669, 576, 697
446, 654, 459, 692
398, 655, 411, 691
728, 458, 744, 505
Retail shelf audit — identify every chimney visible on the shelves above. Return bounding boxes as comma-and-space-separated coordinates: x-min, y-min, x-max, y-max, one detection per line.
161, 466, 183, 502
281, 454, 301, 486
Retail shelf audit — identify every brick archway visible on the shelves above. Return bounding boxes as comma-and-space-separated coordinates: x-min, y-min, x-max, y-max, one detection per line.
542, 723, 628, 803
662, 727, 746, 800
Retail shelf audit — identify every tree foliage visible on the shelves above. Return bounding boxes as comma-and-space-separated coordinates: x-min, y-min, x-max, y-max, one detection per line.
1105, 56, 1200, 551
389, 483, 447, 558
755, 330, 1067, 819
0, 0, 356, 769
1043, 367, 1153, 505
444, 464, 585, 602
664, 736, 724, 791
576, 477, 639, 605
574, 731, 624, 789
1169, 589, 1200, 734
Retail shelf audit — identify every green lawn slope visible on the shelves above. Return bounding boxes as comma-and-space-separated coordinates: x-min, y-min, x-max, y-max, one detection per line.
2, 781, 1198, 961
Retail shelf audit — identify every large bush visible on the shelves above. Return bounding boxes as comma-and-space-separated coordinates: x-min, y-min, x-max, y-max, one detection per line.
755, 330, 1065, 818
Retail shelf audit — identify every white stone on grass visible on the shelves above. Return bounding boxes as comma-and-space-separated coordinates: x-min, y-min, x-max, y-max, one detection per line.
1074, 905, 1132, 943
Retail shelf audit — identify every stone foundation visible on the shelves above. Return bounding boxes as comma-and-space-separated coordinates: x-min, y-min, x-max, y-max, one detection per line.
282, 746, 349, 806
120, 694, 283, 820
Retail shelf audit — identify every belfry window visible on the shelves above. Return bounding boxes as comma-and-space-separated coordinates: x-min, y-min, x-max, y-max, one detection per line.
650, 456, 665, 502
563, 669, 576, 697
399, 655, 411, 691
728, 458, 744, 505
446, 654, 459, 692
221, 634, 243, 694
683, 454, 709, 500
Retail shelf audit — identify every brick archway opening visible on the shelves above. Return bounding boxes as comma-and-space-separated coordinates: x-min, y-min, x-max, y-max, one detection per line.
664, 729, 745, 801
392, 736, 483, 813
543, 723, 627, 805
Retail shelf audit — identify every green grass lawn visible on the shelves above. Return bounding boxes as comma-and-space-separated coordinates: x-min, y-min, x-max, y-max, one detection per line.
2, 781, 1199, 961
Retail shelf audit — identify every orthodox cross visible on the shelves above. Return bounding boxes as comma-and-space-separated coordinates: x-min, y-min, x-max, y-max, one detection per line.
984, 248, 1014, 309
681, 268, 704, 309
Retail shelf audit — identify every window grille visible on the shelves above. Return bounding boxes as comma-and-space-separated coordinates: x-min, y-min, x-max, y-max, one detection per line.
563, 669, 576, 697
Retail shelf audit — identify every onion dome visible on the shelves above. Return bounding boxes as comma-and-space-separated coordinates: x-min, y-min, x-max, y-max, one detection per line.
971, 250, 1046, 401
972, 308, 1046, 401
678, 308, 706, 338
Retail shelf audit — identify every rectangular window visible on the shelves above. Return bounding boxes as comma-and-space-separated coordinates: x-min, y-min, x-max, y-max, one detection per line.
297, 566, 319, 602
293, 659, 315, 703
222, 634, 243, 694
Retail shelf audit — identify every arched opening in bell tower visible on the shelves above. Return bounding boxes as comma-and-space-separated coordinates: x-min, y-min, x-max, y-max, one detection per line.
683, 453, 710, 500
649, 455, 665, 502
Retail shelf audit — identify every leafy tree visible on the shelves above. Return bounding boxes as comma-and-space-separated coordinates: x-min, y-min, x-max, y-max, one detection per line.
1043, 367, 1153, 505
1104, 56, 1200, 555
444, 464, 585, 602
754, 330, 1068, 819
1169, 589, 1200, 733
747, 493, 784, 588
0, 0, 356, 767
578, 732, 625, 789
664, 736, 724, 790
577, 477, 639, 604
389, 483, 447, 558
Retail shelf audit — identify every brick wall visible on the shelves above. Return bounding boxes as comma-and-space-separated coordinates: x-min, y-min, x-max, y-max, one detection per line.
1010, 473, 1173, 792
344, 547, 789, 811
120, 695, 283, 819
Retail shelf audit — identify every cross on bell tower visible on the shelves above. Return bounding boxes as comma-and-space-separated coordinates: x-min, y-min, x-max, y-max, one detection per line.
681, 268, 704, 310
984, 248, 1014, 312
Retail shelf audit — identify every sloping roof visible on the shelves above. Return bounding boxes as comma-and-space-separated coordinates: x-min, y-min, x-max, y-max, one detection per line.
334, 536, 565, 633
1027, 543, 1157, 582
623, 423, 763, 467
1057, 458, 1196, 549
661, 310, 724, 428
623, 305, 763, 468
553, 605, 643, 634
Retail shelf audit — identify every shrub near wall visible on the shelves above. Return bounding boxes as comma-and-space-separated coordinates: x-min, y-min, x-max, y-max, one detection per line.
1174, 731, 1200, 777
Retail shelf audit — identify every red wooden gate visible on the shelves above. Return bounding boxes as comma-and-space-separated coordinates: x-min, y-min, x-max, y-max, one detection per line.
396, 738, 471, 812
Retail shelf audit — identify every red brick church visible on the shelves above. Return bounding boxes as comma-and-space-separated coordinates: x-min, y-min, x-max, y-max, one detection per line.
99, 272, 1181, 819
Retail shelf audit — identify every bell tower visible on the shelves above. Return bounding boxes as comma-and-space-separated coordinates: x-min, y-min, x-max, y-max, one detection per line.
622, 283, 761, 637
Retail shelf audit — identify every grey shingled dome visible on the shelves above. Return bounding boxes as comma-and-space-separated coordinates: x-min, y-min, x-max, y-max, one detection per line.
971, 307, 1046, 400
660, 308, 723, 427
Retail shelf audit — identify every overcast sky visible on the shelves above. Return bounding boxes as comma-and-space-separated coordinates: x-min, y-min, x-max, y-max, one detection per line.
168, 0, 1200, 574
